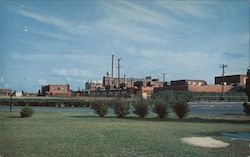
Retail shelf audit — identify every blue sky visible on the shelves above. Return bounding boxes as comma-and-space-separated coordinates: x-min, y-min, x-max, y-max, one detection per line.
0, 0, 249, 92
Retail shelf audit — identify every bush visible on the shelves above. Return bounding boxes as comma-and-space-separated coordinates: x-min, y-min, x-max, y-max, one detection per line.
113, 99, 130, 118
153, 100, 169, 118
20, 106, 34, 118
243, 102, 250, 115
91, 101, 109, 117
172, 101, 189, 119
133, 99, 149, 118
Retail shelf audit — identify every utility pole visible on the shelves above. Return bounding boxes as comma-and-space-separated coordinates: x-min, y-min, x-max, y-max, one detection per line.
111, 55, 114, 78
118, 58, 121, 98
124, 74, 126, 88
219, 64, 228, 97
9, 91, 15, 112
131, 77, 133, 88
9, 94, 13, 112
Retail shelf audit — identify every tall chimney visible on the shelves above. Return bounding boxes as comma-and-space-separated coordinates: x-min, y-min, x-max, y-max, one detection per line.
111, 54, 114, 78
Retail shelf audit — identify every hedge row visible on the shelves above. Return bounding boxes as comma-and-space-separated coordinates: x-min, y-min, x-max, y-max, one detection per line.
91, 99, 189, 119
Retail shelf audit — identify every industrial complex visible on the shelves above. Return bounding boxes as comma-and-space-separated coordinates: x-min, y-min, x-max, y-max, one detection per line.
0, 55, 249, 99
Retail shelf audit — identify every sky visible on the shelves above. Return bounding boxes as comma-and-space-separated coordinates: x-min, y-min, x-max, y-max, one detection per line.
0, 0, 249, 92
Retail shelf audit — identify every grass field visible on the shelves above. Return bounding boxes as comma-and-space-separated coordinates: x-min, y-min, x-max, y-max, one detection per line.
0, 111, 250, 157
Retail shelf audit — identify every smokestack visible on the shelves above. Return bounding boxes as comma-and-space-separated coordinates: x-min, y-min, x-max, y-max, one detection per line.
111, 54, 114, 78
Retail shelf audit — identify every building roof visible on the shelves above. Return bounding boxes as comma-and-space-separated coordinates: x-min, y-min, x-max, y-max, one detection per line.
215, 74, 247, 78
171, 79, 206, 82
42, 84, 69, 86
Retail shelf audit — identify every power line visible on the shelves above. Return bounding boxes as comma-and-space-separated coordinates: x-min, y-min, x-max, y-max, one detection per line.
111, 54, 114, 78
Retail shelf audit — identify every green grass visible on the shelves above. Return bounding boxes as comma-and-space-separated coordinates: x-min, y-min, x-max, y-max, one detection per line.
0, 111, 249, 157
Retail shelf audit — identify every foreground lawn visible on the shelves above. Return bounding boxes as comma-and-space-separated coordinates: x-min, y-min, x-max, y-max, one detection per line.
0, 111, 249, 157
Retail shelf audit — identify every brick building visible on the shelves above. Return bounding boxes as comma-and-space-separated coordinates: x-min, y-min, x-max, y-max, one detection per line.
86, 76, 163, 98
0, 88, 12, 96
41, 84, 71, 96
134, 76, 164, 88
171, 80, 207, 86
215, 74, 247, 86
187, 85, 235, 93
155, 79, 238, 94
102, 76, 143, 90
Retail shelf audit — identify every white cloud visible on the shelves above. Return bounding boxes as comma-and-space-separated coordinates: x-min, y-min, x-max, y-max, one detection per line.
51, 68, 95, 89
241, 33, 249, 44
37, 79, 47, 85
158, 1, 215, 18
102, 1, 178, 28
19, 10, 90, 35
19, 7, 166, 43
125, 47, 138, 55
19, 1, 214, 44
0, 77, 4, 83
19, 5, 24, 8
94, 1, 180, 43
10, 53, 110, 66
52, 68, 90, 78
124, 47, 248, 84
31, 30, 75, 41
97, 18, 165, 43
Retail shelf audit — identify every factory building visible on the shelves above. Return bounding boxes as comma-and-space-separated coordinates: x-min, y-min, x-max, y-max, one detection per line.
215, 74, 247, 86
0, 88, 12, 96
171, 80, 207, 86
41, 84, 71, 96
155, 79, 239, 94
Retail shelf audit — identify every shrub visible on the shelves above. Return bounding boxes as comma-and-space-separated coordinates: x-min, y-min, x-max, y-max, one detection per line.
20, 106, 34, 118
113, 99, 130, 118
133, 99, 149, 118
91, 101, 109, 117
172, 101, 189, 119
153, 100, 169, 118
243, 102, 250, 115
